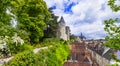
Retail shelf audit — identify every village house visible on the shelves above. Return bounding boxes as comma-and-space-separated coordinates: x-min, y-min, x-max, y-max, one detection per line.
85, 39, 120, 66
64, 33, 120, 66
64, 43, 98, 66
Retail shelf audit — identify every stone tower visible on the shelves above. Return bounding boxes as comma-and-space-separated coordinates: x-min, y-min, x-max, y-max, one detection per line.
57, 16, 70, 40
79, 33, 86, 41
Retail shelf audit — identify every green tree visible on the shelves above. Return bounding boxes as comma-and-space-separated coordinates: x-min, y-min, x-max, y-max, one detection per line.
44, 8, 59, 38
104, 0, 120, 50
0, 0, 17, 37
0, 25, 16, 37
108, 0, 120, 12
104, 18, 120, 50
0, 0, 12, 25
104, 0, 120, 63
9, 0, 51, 44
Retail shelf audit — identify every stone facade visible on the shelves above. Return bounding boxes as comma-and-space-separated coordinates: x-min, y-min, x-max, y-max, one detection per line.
85, 39, 120, 66
86, 48, 110, 66
57, 16, 70, 40
66, 26, 70, 40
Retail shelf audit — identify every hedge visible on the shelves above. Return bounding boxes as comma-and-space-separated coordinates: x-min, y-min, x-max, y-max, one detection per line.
6, 41, 70, 66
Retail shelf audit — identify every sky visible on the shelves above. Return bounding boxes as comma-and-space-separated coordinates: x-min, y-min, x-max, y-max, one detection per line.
44, 0, 120, 39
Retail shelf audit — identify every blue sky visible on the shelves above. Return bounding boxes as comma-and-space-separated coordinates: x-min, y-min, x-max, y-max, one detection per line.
44, 0, 120, 39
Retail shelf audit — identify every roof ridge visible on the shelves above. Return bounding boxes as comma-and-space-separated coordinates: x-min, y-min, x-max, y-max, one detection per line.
102, 48, 110, 56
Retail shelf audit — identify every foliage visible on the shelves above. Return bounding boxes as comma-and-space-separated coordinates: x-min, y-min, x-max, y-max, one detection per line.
0, 0, 51, 44
6, 50, 35, 66
9, 0, 51, 44
0, 34, 33, 57
34, 49, 48, 66
16, 30, 29, 43
104, 18, 120, 50
108, 0, 120, 12
111, 64, 119, 66
35, 41, 70, 66
104, 0, 120, 63
7, 34, 25, 54
43, 38, 62, 43
0, 26, 15, 36
70, 34, 78, 42
6, 41, 70, 66
0, 0, 12, 25
33, 38, 61, 48
44, 8, 59, 38
0, 36, 10, 57
104, 0, 120, 50
111, 54, 120, 62
0, 44, 10, 58
32, 42, 70, 66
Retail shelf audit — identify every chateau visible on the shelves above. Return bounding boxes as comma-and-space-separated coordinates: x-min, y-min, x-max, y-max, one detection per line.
57, 16, 70, 40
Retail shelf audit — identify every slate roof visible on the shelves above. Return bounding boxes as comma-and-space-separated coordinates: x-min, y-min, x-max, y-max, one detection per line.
96, 48, 104, 55
59, 16, 65, 23
103, 49, 113, 61
88, 42, 113, 61
84, 57, 89, 62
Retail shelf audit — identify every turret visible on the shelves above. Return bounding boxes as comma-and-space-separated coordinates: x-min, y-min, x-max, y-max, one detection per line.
79, 33, 86, 41
59, 16, 65, 26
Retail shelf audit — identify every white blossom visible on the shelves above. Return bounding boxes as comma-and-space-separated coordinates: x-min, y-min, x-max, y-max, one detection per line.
12, 33, 24, 46
0, 33, 24, 49
0, 36, 7, 49
0, 44, 6, 49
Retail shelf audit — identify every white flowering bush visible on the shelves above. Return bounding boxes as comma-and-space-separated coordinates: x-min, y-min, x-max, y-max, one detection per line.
0, 36, 10, 57
0, 33, 25, 57
0, 45, 10, 58
12, 33, 24, 46
8, 33, 25, 54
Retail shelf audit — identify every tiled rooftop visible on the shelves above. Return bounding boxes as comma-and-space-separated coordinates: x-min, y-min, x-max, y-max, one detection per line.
64, 43, 98, 66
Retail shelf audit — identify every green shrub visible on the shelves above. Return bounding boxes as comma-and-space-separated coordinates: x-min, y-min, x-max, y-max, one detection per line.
6, 41, 70, 66
22, 44, 34, 51
43, 38, 62, 43
6, 50, 35, 66
35, 49, 48, 66
8, 43, 33, 55
111, 64, 119, 66
45, 42, 70, 66
35, 41, 70, 66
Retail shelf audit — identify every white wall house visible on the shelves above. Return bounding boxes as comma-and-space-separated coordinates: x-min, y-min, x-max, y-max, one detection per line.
86, 43, 120, 66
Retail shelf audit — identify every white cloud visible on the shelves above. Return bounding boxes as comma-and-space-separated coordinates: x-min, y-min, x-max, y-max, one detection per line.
44, 0, 120, 39
115, 0, 120, 5
44, 0, 55, 8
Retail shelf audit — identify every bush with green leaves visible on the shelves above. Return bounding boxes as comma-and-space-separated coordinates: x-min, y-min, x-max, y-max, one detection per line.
8, 33, 33, 54
0, 44, 10, 58
34, 38, 65, 48
36, 41, 70, 66
0, 33, 33, 57
0, 36, 10, 57
6, 50, 35, 66
34, 49, 48, 66
6, 40, 70, 66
